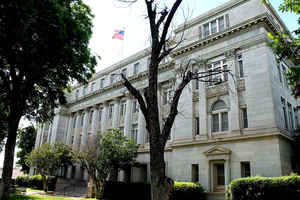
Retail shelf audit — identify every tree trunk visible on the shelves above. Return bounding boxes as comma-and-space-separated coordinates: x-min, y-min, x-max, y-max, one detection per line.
109, 167, 118, 182
150, 144, 173, 200
42, 175, 47, 192
0, 110, 21, 200
95, 180, 105, 199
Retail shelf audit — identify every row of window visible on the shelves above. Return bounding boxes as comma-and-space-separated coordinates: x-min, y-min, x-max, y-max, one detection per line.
191, 161, 250, 183
194, 100, 248, 135
281, 97, 298, 131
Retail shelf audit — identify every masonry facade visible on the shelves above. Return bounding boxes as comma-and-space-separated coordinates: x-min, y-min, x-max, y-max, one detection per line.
31, 0, 299, 195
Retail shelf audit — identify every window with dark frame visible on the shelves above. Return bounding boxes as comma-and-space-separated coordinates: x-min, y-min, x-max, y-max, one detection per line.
192, 164, 199, 183
108, 104, 114, 119
281, 97, 288, 129
195, 117, 199, 135
241, 162, 251, 177
242, 108, 248, 128
100, 78, 105, 88
89, 111, 93, 124
134, 62, 140, 75
237, 54, 244, 78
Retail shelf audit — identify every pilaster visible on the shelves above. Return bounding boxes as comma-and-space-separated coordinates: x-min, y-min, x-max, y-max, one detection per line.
80, 108, 90, 152
72, 112, 82, 151
137, 99, 146, 145
66, 114, 74, 145
90, 105, 99, 141
198, 60, 208, 139
101, 102, 108, 133
225, 50, 241, 134
124, 97, 133, 138
112, 98, 120, 128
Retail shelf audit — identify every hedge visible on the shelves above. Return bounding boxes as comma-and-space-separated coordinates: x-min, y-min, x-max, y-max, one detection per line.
16, 175, 57, 191
103, 181, 205, 200
226, 175, 300, 200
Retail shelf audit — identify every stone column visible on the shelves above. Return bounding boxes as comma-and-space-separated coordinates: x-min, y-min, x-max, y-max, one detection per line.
47, 123, 52, 143
34, 126, 42, 149
226, 50, 240, 134
101, 103, 108, 133
199, 61, 208, 139
137, 106, 146, 145
65, 114, 74, 145
124, 97, 133, 138
39, 124, 45, 146
90, 105, 99, 141
225, 159, 231, 189
80, 109, 90, 152
72, 112, 82, 151
112, 99, 120, 128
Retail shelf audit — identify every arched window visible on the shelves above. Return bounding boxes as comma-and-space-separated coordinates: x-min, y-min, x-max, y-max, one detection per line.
211, 100, 228, 132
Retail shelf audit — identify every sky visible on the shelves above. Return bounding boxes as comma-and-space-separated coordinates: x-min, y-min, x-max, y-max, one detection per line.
0, 0, 298, 168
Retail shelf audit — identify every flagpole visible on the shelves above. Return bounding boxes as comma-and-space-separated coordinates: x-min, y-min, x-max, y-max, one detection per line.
121, 27, 125, 60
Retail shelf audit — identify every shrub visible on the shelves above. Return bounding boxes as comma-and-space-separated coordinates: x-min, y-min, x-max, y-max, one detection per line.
103, 181, 205, 200
16, 175, 57, 191
226, 175, 300, 200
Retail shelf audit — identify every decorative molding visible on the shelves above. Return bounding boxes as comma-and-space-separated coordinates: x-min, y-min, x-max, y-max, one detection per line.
204, 146, 231, 156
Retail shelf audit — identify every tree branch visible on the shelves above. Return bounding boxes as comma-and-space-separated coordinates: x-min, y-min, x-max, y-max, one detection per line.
120, 73, 148, 119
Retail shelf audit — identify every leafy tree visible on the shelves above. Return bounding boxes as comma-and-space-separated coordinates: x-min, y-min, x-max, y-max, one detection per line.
0, 0, 96, 198
26, 142, 73, 192
266, 0, 300, 97
75, 129, 138, 198
16, 125, 37, 174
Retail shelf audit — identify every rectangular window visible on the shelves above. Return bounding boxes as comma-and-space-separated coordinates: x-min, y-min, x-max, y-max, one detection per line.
89, 111, 93, 124
98, 109, 102, 121
192, 164, 199, 183
110, 75, 115, 84
294, 108, 298, 129
237, 54, 244, 78
218, 16, 225, 32
282, 98, 288, 129
221, 112, 228, 131
121, 68, 127, 77
108, 104, 114, 119
241, 162, 251, 177
288, 103, 294, 130
242, 108, 248, 128
82, 86, 87, 96
211, 20, 217, 34
145, 131, 149, 143
100, 78, 105, 88
75, 90, 79, 99
204, 23, 210, 37
81, 114, 84, 126
207, 59, 227, 86
195, 117, 199, 135
134, 62, 140, 75
120, 101, 126, 117
131, 124, 138, 144
212, 114, 219, 132
73, 116, 76, 128
194, 68, 199, 89
216, 164, 225, 186
91, 82, 95, 92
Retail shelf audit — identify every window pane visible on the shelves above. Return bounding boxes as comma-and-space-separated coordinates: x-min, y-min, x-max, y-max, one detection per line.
216, 164, 225, 186
239, 60, 244, 77
241, 162, 251, 177
192, 164, 199, 182
212, 100, 226, 111
243, 109, 248, 128
212, 114, 219, 132
211, 20, 217, 34
221, 112, 228, 131
218, 17, 225, 31
195, 117, 199, 135
204, 23, 209, 37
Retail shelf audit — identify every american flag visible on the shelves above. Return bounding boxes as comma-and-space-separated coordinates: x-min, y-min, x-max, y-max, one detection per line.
112, 30, 125, 40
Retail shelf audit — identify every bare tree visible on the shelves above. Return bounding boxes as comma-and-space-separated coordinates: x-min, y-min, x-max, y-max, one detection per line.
116, 1, 229, 200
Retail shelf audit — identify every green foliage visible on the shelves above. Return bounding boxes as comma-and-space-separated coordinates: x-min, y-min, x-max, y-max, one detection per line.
266, 0, 300, 97
26, 142, 73, 176
17, 126, 37, 174
226, 175, 300, 200
15, 175, 56, 191
103, 181, 205, 200
74, 129, 139, 198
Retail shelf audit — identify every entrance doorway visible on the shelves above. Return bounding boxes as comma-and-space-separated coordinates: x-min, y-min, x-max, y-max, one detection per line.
212, 162, 225, 192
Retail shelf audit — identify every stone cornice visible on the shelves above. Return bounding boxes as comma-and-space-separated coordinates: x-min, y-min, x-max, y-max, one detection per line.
171, 13, 278, 58
175, 0, 249, 33
66, 62, 175, 108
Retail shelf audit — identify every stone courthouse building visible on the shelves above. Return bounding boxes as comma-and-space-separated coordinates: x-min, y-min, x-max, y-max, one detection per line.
31, 0, 299, 198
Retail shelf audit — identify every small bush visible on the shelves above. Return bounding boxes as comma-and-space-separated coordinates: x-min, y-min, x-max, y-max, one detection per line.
226, 175, 300, 200
16, 175, 57, 191
103, 181, 205, 200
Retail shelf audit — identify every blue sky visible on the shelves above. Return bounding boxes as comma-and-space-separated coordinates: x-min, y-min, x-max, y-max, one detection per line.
83, 0, 299, 72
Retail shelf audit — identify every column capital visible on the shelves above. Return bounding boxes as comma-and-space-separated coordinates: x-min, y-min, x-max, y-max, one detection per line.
224, 50, 236, 59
